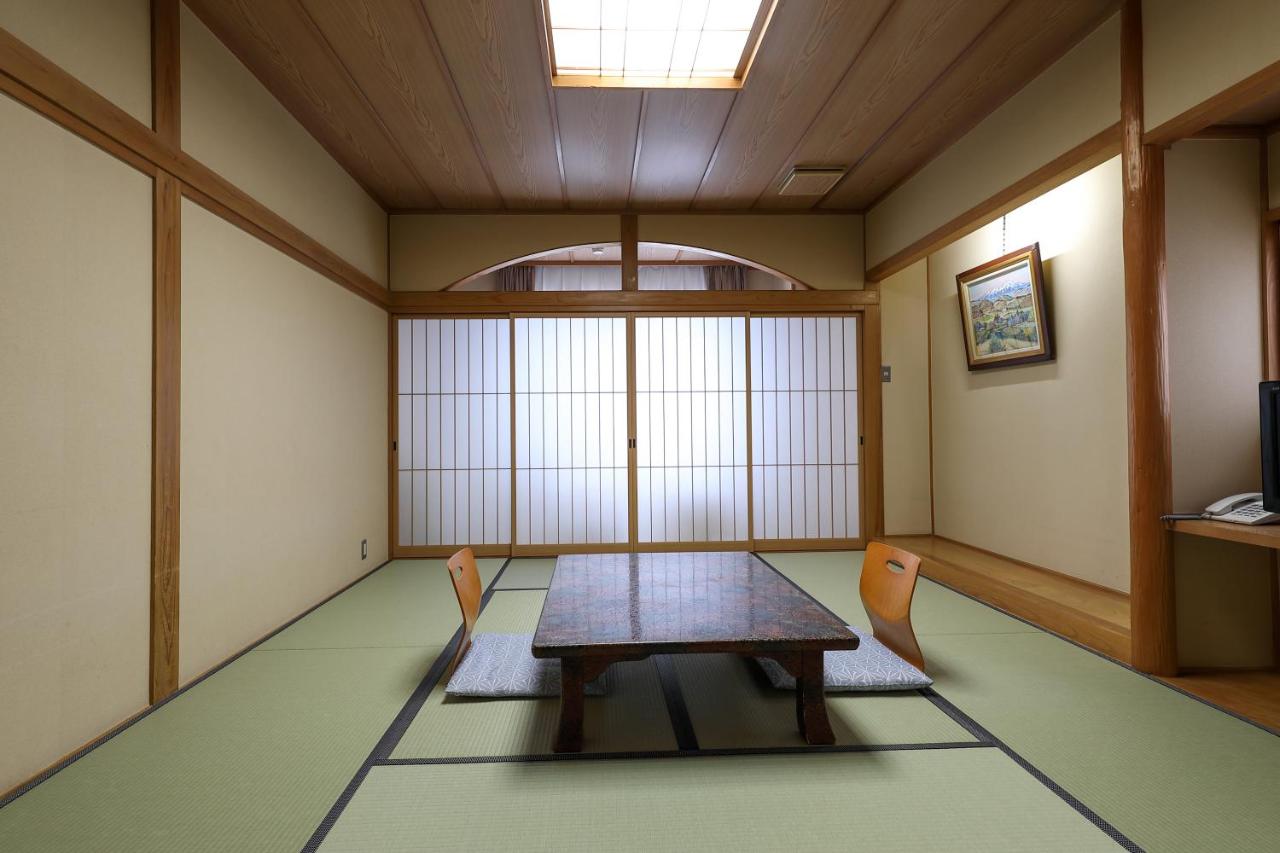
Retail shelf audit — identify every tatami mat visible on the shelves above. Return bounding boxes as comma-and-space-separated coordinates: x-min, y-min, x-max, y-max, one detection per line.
760, 551, 1038, 636
260, 558, 506, 651
493, 558, 556, 589
671, 653, 974, 748
319, 750, 1121, 852
924, 632, 1280, 853
474, 588, 548, 633
391, 659, 676, 758
0, 646, 439, 853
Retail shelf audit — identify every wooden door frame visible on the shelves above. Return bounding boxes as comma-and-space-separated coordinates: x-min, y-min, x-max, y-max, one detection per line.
387, 295, 879, 559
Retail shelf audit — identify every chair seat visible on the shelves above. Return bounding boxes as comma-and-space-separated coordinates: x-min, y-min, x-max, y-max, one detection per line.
445, 633, 610, 698
755, 627, 931, 692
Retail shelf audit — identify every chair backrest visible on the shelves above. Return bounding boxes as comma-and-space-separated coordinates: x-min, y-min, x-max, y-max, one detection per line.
859, 542, 926, 672
445, 547, 482, 671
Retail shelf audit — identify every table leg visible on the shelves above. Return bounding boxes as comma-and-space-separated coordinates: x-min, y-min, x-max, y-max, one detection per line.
554, 657, 585, 753
795, 650, 834, 745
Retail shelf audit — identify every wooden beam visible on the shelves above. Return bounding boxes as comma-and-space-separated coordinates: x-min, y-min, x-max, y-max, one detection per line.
1121, 0, 1177, 677
860, 304, 885, 540
389, 288, 879, 315
1189, 124, 1266, 140
0, 25, 388, 308
865, 123, 1122, 282
150, 171, 182, 702
621, 214, 639, 290
151, 0, 180, 146
1263, 145, 1279, 380
1145, 58, 1280, 146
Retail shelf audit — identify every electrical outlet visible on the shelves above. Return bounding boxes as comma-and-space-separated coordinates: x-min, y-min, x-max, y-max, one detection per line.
881, 365, 891, 382
361, 539, 368, 560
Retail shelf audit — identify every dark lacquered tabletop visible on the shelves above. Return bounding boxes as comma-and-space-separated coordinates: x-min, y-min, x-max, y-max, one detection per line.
531, 551, 859, 657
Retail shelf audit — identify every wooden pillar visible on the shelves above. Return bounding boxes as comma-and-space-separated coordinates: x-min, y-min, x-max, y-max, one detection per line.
621, 214, 638, 291
861, 304, 885, 541
149, 0, 183, 702
1121, 0, 1177, 675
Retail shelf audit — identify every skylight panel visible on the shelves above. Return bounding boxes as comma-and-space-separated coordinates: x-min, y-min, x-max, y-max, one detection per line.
546, 0, 771, 88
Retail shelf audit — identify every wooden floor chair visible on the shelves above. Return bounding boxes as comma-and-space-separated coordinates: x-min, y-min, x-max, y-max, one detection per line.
860, 541, 926, 672
756, 542, 929, 691
442, 547, 608, 697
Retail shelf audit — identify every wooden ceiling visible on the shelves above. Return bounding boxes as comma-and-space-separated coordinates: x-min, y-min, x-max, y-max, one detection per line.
185, 0, 1117, 213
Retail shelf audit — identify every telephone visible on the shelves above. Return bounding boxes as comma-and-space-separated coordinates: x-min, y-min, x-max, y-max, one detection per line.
1203, 493, 1280, 525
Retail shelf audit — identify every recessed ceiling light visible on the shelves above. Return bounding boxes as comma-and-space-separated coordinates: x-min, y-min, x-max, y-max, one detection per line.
591, 246, 605, 256
545, 0, 774, 89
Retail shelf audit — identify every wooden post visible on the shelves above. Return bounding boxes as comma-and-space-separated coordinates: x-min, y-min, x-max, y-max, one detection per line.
621, 214, 638, 291
1121, 0, 1177, 675
151, 0, 180, 146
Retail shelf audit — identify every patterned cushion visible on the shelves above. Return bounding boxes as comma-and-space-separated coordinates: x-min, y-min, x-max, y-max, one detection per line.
755, 626, 931, 692
445, 633, 610, 698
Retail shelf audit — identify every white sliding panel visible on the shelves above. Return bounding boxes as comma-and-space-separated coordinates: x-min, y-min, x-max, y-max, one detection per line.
636, 316, 749, 543
514, 317, 628, 546
750, 316, 860, 541
397, 318, 511, 547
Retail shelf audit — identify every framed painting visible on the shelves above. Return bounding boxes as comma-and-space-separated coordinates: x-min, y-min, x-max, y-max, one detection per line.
955, 243, 1053, 371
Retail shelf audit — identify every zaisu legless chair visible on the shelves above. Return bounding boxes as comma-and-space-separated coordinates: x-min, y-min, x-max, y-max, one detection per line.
442, 547, 608, 698
757, 542, 931, 692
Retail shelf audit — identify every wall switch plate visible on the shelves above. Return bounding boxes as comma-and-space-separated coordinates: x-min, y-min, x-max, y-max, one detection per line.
881, 365, 891, 382
361, 539, 368, 560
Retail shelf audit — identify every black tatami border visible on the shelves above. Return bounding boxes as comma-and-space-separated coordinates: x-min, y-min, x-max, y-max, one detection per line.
0, 557, 395, 811
653, 655, 701, 751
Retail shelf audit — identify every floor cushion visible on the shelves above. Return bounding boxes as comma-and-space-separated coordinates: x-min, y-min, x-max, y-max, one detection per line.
755, 626, 931, 692
445, 633, 610, 698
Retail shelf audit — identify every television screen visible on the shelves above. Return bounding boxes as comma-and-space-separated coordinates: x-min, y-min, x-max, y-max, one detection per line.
1261, 381, 1280, 512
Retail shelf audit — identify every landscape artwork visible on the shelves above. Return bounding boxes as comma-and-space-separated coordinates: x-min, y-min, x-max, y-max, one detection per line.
955, 244, 1053, 371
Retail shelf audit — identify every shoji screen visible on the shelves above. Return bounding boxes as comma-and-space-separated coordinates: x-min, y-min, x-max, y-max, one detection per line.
750, 316, 859, 541
397, 319, 511, 547
514, 317, 628, 546
636, 317, 749, 543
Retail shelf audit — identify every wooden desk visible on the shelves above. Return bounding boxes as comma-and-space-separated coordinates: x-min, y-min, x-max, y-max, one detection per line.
532, 551, 859, 753
1167, 518, 1280, 550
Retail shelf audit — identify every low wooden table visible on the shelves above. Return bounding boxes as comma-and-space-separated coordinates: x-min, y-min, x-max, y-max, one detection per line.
531, 551, 859, 752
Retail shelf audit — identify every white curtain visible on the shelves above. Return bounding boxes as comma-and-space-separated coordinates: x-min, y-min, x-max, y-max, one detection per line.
535, 266, 622, 290
638, 265, 707, 290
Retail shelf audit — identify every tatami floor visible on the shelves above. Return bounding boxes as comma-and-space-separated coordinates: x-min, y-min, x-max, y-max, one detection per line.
1, 553, 1277, 852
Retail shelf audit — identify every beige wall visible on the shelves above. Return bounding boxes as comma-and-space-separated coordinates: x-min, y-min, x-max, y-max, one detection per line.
391, 213, 864, 291
880, 260, 932, 534
867, 15, 1119, 271
640, 215, 864, 290
180, 5, 388, 285
0, 95, 152, 792
391, 214, 620, 291
180, 201, 388, 681
1165, 138, 1274, 668
929, 158, 1130, 590
0, 0, 151, 124
1144, 0, 1280, 133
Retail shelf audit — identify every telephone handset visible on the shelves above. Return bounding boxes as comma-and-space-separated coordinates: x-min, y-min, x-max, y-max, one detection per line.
1203, 493, 1280, 525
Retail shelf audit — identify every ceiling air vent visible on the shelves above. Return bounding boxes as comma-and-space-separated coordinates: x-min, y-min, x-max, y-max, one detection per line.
777, 167, 845, 196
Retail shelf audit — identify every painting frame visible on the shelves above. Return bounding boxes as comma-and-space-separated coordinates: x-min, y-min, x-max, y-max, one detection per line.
954, 243, 1053, 371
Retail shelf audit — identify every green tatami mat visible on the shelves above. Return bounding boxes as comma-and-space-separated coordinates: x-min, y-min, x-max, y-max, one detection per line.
494, 558, 556, 589
321, 750, 1120, 852
672, 653, 974, 748
761, 551, 1036, 636
475, 588, 547, 633
392, 659, 676, 758
0, 646, 440, 853
924, 632, 1280, 852
261, 558, 506, 651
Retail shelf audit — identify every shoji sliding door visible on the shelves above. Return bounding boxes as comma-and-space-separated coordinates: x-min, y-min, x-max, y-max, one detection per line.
750, 316, 860, 542
396, 319, 511, 548
513, 317, 629, 548
636, 316, 749, 544
394, 311, 863, 554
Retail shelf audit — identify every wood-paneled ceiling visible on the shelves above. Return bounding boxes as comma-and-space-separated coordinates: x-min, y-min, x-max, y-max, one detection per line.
185, 0, 1117, 213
